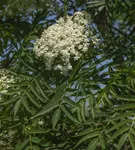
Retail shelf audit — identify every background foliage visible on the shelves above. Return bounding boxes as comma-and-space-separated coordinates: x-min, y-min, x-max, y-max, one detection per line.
0, 0, 135, 149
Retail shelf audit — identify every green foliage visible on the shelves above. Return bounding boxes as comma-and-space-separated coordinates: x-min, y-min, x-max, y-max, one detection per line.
0, 0, 135, 149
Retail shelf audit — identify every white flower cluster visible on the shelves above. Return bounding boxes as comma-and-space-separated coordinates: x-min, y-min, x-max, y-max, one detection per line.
0, 69, 14, 92
34, 11, 99, 74
0, 69, 16, 101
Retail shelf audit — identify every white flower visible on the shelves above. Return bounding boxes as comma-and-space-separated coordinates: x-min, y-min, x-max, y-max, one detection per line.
0, 69, 14, 100
0, 69, 24, 100
34, 11, 97, 75
67, 65, 72, 70
38, 120, 44, 126
91, 36, 100, 44
54, 64, 63, 70
78, 45, 83, 49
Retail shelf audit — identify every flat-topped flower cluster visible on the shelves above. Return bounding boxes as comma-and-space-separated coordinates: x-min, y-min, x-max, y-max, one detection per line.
34, 11, 99, 74
0, 69, 22, 101
0, 69, 14, 100
0, 69, 14, 92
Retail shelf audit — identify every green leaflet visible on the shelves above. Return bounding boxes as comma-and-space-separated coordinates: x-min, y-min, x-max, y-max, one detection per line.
21, 59, 36, 71
32, 84, 67, 118
74, 128, 101, 137
106, 119, 132, 133
80, 100, 85, 121
115, 95, 135, 101
109, 126, 130, 141
0, 96, 19, 105
108, 112, 135, 121
6, 70, 33, 79
32, 145, 40, 150
52, 108, 61, 129
24, 146, 40, 150
29, 128, 50, 134
14, 100, 21, 116
30, 84, 46, 103
7, 81, 29, 86
18, 73, 33, 79
69, 60, 81, 82
89, 94, 95, 107
7, 123, 21, 129
100, 135, 106, 149
76, 108, 82, 122
110, 88, 118, 97
117, 133, 128, 150
25, 90, 40, 107
52, 83, 67, 102
27, 35, 38, 41
128, 134, 135, 150
15, 139, 29, 150
87, 138, 98, 150
60, 104, 80, 124
21, 96, 31, 112
104, 93, 112, 105
32, 100, 59, 118
14, 141, 22, 150
91, 107, 96, 118
34, 79, 49, 100
84, 118, 97, 125
87, 0, 105, 7
114, 103, 135, 110
31, 137, 41, 144
130, 128, 135, 136
89, 94, 96, 118
63, 97, 79, 108
74, 131, 100, 148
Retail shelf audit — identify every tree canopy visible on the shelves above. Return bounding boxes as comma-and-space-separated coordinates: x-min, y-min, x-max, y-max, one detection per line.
0, 0, 135, 149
